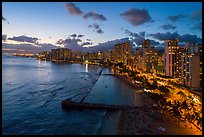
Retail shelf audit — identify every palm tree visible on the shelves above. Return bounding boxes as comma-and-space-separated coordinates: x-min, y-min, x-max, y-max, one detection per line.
159, 97, 167, 109
169, 100, 182, 126
152, 79, 158, 89
184, 112, 191, 127
196, 116, 202, 129
194, 112, 202, 129
167, 101, 173, 111
180, 101, 189, 126
186, 111, 202, 131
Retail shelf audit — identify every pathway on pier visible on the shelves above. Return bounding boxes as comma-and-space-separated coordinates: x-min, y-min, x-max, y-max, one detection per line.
62, 100, 139, 110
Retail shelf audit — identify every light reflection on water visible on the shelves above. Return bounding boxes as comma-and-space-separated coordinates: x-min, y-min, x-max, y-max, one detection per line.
85, 63, 88, 72
2, 55, 137, 135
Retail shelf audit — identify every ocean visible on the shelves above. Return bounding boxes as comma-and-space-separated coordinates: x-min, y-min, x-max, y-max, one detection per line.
2, 55, 137, 135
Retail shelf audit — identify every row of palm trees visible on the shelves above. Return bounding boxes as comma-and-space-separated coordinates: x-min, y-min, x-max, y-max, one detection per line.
113, 63, 202, 131
116, 65, 171, 94
147, 92, 202, 131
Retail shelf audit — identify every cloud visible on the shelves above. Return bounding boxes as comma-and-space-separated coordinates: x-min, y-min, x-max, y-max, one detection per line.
65, 3, 107, 23
160, 24, 176, 30
149, 40, 161, 46
149, 32, 202, 43
88, 24, 92, 28
70, 34, 77, 37
56, 37, 88, 51
167, 14, 186, 22
3, 34, 91, 53
88, 23, 104, 34
78, 34, 84, 38
56, 39, 64, 45
179, 34, 202, 43
131, 36, 145, 46
125, 29, 143, 37
54, 37, 133, 52
149, 32, 177, 41
125, 29, 160, 46
56, 38, 82, 45
89, 37, 131, 52
69, 34, 84, 38
88, 23, 99, 29
192, 22, 202, 31
2, 42, 60, 54
120, 8, 153, 26
191, 9, 202, 20
87, 38, 91, 41
139, 31, 145, 37
2, 34, 7, 41
82, 41, 93, 46
8, 35, 39, 44
125, 29, 145, 46
83, 11, 107, 21
96, 29, 104, 34
56, 34, 92, 49
65, 3, 83, 16
92, 23, 99, 29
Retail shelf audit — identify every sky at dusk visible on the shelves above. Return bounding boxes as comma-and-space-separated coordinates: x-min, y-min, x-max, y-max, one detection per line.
2, 2, 202, 53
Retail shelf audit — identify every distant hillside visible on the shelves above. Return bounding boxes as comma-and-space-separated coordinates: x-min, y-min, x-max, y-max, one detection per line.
2, 37, 164, 54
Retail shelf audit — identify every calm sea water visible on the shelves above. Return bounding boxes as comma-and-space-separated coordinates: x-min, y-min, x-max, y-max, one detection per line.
2, 55, 137, 135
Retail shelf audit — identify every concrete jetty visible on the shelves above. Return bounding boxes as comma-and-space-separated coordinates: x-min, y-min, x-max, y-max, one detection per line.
61, 100, 137, 110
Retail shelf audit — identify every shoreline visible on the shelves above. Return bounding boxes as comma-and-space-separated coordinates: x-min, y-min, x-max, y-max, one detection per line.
113, 74, 142, 91
118, 95, 202, 135
112, 73, 202, 135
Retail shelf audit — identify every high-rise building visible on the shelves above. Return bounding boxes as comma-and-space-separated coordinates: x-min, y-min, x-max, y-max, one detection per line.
71, 51, 84, 60
97, 51, 102, 60
164, 39, 179, 77
178, 46, 189, 78
134, 48, 142, 56
84, 52, 98, 60
155, 53, 165, 74
51, 48, 72, 61
142, 39, 159, 72
38, 51, 51, 60
109, 49, 115, 63
102, 51, 109, 62
114, 41, 131, 65
181, 43, 202, 91
142, 39, 150, 51
114, 45, 122, 63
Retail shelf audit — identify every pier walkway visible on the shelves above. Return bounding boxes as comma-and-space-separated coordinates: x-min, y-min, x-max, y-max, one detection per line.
61, 100, 138, 110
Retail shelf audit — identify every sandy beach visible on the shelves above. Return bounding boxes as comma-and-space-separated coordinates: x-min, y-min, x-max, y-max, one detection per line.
112, 72, 202, 135
119, 92, 202, 135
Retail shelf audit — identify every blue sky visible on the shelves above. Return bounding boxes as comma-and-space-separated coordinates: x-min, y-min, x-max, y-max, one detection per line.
2, 2, 202, 48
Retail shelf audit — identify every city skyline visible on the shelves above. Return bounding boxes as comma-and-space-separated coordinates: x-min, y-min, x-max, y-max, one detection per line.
2, 2, 202, 135
2, 2, 202, 53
